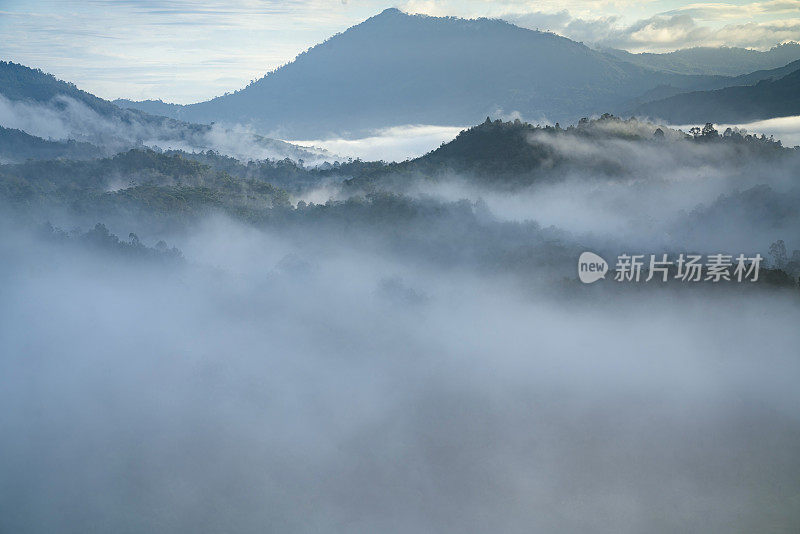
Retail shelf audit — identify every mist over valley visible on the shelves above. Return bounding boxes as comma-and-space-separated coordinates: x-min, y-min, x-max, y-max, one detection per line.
2, 6, 800, 533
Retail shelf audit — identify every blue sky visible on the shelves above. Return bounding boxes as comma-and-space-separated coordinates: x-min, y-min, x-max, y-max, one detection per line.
1, 0, 798, 103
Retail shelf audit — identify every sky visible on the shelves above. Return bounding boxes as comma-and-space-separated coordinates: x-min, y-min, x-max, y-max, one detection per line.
1, 0, 799, 103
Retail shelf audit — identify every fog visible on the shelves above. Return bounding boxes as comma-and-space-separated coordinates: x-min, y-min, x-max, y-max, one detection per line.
287, 116, 800, 165
2, 113, 800, 533
361, 124, 800, 255
719, 115, 800, 148
288, 125, 465, 162
1, 211, 799, 534
0, 94, 329, 163
674, 115, 800, 149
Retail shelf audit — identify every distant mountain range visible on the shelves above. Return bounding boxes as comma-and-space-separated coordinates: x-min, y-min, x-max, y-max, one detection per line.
600, 43, 800, 76
115, 8, 757, 138
632, 66, 800, 124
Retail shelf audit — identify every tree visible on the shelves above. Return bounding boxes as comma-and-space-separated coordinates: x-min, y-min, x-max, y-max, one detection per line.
770, 240, 788, 268
701, 123, 718, 139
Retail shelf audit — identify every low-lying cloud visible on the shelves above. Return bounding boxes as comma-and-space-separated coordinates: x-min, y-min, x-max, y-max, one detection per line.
0, 94, 329, 162
1, 211, 799, 533
711, 115, 800, 148
288, 124, 465, 162
2, 109, 800, 532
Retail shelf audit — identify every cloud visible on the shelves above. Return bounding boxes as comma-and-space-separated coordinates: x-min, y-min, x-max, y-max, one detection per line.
397, 0, 800, 50
0, 0, 364, 103
0, 94, 326, 162
670, 0, 800, 20
2, 113, 800, 529
3, 193, 800, 531
611, 14, 701, 48
506, 9, 800, 51
496, 9, 573, 31
672, 115, 800, 148
398, 0, 643, 19
288, 125, 465, 162
595, 14, 800, 51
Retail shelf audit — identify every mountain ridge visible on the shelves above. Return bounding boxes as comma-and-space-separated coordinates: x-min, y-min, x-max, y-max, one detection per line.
113, 8, 733, 138
0, 61, 326, 162
601, 42, 800, 76
0, 125, 104, 163
631, 67, 800, 124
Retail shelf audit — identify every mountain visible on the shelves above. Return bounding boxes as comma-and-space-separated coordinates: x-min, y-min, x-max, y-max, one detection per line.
601, 42, 800, 76
724, 59, 800, 86
115, 8, 733, 138
0, 126, 103, 163
163, 149, 383, 193
112, 99, 183, 118
0, 60, 124, 118
0, 61, 327, 162
343, 114, 792, 191
0, 149, 291, 221
623, 59, 800, 111
631, 67, 800, 124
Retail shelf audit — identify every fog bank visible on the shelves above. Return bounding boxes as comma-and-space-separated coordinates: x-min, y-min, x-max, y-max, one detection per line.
288, 125, 465, 162
1, 217, 799, 533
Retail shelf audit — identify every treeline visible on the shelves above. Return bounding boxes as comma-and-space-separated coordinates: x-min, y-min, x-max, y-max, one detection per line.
0, 126, 103, 163
0, 149, 291, 220
166, 149, 385, 193
344, 114, 794, 191
40, 221, 183, 263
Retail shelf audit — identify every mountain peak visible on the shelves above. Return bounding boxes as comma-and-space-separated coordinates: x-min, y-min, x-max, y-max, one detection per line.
378, 7, 404, 16
365, 7, 415, 23
115, 8, 743, 138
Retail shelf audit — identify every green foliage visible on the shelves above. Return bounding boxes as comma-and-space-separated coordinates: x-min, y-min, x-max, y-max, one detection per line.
41, 221, 183, 262
345, 115, 792, 191
169, 150, 384, 193
0, 60, 120, 116
0, 149, 291, 220
0, 126, 103, 162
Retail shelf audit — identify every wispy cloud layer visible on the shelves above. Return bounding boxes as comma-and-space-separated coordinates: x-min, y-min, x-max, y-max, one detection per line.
505, 9, 800, 52
289, 125, 465, 162
0, 0, 367, 102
